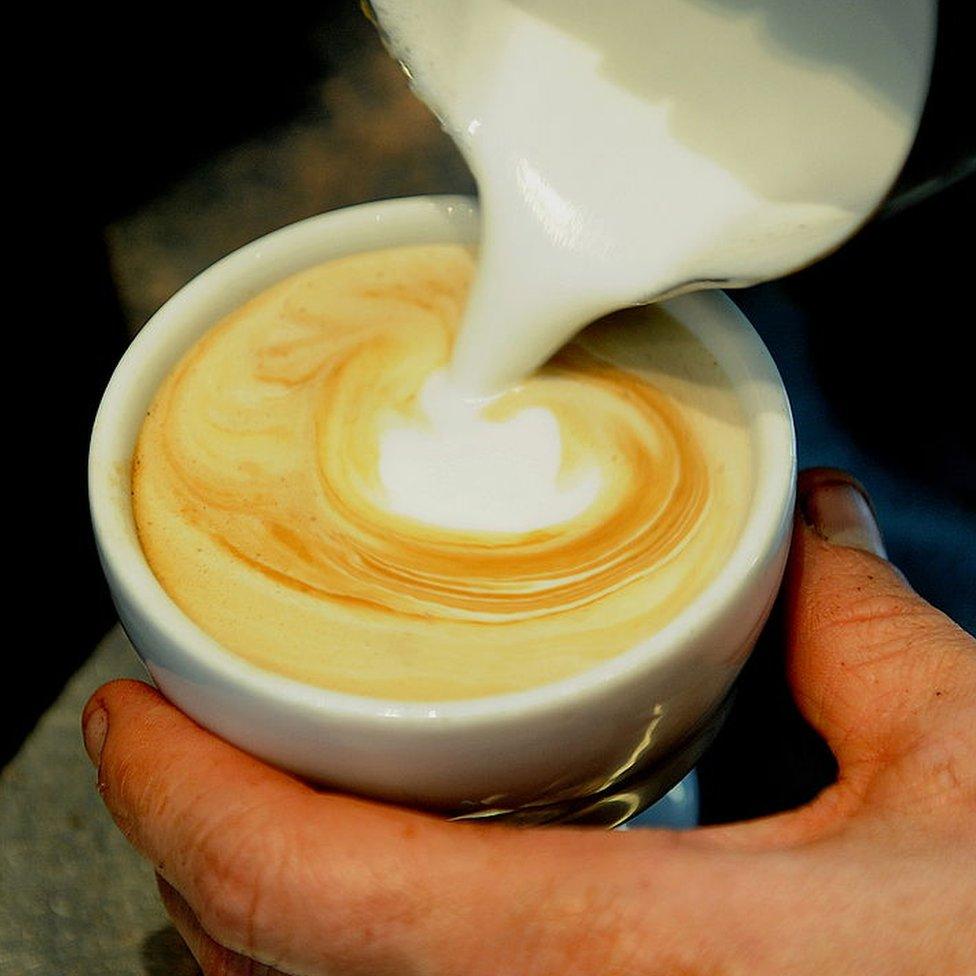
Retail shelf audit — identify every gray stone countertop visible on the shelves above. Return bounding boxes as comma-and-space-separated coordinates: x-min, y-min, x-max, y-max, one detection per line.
1, 629, 199, 976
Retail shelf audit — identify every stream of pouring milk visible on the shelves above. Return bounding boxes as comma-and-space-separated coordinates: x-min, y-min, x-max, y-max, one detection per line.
371, 0, 933, 395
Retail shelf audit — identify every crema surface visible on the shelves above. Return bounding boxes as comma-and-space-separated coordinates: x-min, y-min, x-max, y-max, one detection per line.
134, 245, 751, 699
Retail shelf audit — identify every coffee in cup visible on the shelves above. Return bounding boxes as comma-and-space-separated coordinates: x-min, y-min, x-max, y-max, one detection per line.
133, 243, 751, 700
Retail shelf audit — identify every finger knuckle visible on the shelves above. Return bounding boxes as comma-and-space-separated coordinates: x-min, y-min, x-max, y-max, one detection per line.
822, 583, 931, 638
191, 812, 291, 956
196, 873, 262, 955
902, 731, 976, 814
188, 805, 433, 970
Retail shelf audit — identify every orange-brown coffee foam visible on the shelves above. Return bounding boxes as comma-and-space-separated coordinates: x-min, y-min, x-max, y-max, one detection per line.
134, 245, 749, 698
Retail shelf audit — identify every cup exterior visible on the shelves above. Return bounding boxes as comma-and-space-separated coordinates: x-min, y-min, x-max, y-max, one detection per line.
90, 195, 795, 811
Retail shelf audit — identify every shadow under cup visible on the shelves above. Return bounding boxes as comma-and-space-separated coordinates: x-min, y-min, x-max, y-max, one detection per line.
90, 196, 796, 828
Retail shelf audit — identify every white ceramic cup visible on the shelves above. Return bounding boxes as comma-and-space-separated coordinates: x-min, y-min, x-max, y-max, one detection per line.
90, 195, 795, 820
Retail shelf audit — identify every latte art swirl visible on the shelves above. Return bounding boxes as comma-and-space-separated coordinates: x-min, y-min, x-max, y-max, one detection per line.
311, 345, 709, 619
135, 246, 750, 698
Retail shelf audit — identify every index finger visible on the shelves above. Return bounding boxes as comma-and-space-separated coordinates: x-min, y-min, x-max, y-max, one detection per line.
82, 680, 717, 975
83, 680, 451, 972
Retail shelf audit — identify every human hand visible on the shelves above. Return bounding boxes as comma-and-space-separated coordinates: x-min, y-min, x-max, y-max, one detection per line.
82, 468, 976, 975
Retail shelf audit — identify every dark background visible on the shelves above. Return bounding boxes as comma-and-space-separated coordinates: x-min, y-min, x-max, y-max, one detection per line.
15, 2, 975, 826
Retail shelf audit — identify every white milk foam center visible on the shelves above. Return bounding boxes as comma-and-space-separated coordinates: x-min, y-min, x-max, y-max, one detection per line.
378, 370, 600, 533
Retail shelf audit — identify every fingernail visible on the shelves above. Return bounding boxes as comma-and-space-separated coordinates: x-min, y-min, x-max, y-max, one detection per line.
799, 477, 887, 558
83, 706, 108, 767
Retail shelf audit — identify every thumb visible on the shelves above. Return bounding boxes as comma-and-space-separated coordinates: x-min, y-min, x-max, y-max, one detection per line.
787, 468, 976, 782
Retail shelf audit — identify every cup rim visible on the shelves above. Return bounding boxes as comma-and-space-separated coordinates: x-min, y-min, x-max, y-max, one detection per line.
90, 194, 795, 726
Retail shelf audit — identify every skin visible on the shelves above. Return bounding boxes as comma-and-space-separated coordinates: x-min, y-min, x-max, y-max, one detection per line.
82, 468, 976, 975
